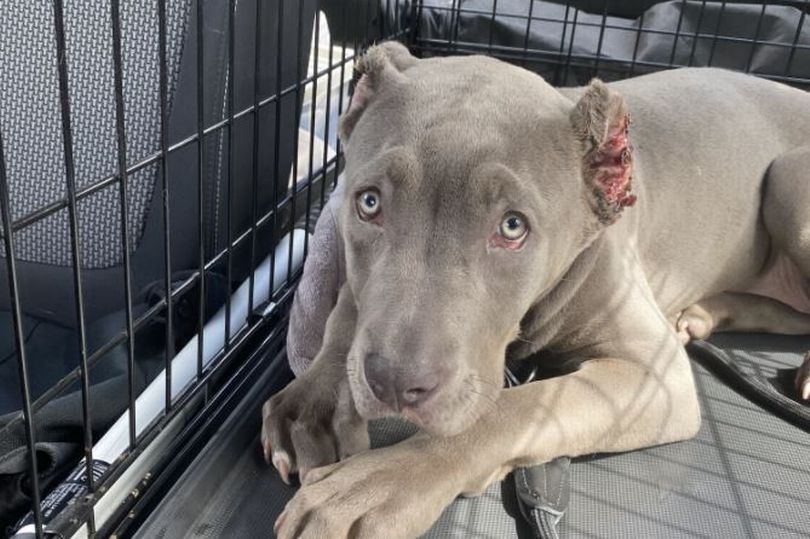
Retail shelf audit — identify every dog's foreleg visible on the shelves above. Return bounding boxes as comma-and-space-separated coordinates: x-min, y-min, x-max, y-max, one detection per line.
450, 337, 702, 495
262, 284, 369, 482
274, 323, 701, 539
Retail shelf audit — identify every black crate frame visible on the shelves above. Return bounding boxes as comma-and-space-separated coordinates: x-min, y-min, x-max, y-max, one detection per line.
1, 1, 808, 537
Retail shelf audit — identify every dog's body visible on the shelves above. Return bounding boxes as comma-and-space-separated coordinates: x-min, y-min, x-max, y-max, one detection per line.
263, 43, 810, 538
541, 70, 810, 350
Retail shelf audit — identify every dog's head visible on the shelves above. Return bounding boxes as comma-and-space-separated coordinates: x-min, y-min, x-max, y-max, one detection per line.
338, 43, 635, 435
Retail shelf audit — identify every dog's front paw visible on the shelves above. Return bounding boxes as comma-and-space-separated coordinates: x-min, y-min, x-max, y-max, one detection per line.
261, 373, 369, 483
274, 439, 460, 539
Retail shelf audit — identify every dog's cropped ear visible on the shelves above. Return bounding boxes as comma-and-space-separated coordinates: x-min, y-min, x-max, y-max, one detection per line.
339, 42, 417, 142
570, 78, 636, 225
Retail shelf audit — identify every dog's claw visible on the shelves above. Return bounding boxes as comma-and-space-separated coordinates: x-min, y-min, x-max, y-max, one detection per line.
262, 439, 272, 464
274, 509, 287, 536
676, 320, 690, 345
272, 451, 292, 484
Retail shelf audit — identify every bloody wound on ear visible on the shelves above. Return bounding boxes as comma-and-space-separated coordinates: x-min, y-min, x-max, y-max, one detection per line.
571, 79, 637, 225
592, 113, 636, 213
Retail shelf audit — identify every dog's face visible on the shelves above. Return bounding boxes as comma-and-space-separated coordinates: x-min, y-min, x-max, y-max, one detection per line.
337, 44, 634, 435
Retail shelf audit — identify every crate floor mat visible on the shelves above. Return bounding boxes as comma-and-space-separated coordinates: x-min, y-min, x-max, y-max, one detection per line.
135, 334, 810, 538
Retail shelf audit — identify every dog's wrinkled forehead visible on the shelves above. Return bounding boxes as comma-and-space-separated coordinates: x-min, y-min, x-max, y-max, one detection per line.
340, 43, 575, 184
356, 144, 533, 216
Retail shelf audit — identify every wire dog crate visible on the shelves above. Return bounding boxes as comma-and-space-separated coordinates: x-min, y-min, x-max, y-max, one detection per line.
1, 1, 809, 537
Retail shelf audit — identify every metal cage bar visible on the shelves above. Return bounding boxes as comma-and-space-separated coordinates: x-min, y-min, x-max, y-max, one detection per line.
109, 0, 139, 449
159, 0, 176, 415
744, 1, 770, 73
667, 0, 689, 67
0, 126, 44, 537
287, 0, 306, 284
551, 2, 571, 85
331, 0, 352, 200
687, 0, 709, 67
628, 7, 646, 76
269, 0, 286, 300
319, 19, 336, 213
303, 12, 322, 259
786, 6, 808, 76
195, 0, 207, 381
592, 1, 610, 76
52, 1, 97, 533
224, 0, 236, 352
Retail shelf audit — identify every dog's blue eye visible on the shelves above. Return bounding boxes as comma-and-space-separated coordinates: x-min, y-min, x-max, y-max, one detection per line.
499, 213, 528, 241
356, 189, 382, 221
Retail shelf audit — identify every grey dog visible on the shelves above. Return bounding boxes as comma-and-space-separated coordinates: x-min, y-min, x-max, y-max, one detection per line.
261, 42, 810, 538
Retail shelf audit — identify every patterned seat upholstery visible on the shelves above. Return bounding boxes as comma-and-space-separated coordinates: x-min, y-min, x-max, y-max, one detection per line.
0, 0, 314, 327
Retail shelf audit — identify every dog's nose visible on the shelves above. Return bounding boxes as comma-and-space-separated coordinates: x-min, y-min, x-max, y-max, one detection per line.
363, 353, 439, 411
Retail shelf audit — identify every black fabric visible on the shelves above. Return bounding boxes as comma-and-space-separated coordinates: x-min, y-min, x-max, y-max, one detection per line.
558, 346, 810, 538
515, 0, 809, 20
414, 0, 810, 87
689, 337, 810, 432
321, 0, 810, 49
0, 271, 227, 534
0, 311, 160, 534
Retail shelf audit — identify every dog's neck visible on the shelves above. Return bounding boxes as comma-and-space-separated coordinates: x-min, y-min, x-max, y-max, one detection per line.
509, 233, 607, 360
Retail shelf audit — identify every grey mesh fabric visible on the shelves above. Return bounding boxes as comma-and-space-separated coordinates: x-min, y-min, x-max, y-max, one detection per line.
134, 334, 810, 538
0, 0, 304, 325
0, 0, 189, 268
558, 346, 809, 538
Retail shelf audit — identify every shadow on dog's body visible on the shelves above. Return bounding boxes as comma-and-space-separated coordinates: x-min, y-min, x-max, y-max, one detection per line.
264, 44, 810, 538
